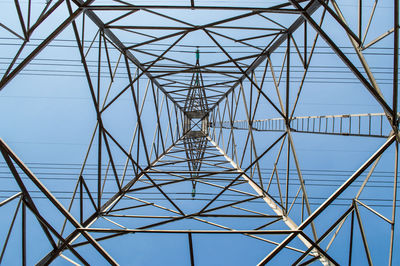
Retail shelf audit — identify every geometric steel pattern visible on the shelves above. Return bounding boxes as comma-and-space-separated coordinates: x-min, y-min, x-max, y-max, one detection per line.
0, 0, 399, 265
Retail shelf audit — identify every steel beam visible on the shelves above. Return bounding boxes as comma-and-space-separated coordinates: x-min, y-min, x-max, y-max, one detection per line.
207, 136, 331, 265
209, 0, 322, 112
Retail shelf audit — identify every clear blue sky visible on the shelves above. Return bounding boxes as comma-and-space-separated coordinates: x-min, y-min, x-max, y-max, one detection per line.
0, 0, 399, 265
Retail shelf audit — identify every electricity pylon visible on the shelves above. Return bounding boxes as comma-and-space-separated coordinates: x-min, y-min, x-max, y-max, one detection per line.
0, 0, 399, 265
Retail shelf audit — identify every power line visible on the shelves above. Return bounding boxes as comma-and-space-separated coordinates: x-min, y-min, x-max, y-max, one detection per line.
0, 164, 398, 189
0, 193, 396, 208
1, 162, 397, 173
0, 37, 397, 49
0, 42, 396, 57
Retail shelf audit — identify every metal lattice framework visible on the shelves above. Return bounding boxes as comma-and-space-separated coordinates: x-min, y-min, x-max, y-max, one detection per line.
0, 0, 399, 264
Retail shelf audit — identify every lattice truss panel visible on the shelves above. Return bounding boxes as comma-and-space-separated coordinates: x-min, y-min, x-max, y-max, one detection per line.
0, 0, 399, 265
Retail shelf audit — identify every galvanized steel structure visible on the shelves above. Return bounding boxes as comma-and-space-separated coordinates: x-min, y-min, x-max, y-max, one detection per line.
0, 0, 399, 264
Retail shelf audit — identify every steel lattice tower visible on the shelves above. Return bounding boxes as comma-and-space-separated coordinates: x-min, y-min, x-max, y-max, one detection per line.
0, 0, 399, 265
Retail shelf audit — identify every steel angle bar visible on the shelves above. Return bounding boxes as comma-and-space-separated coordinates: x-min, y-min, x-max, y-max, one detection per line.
0, 22, 24, 39
315, 0, 361, 45
188, 232, 195, 266
0, 192, 23, 208
329, 0, 385, 110
209, 0, 322, 112
289, 0, 393, 117
0, 0, 93, 90
39, 132, 187, 263
85, 5, 300, 12
293, 205, 354, 265
0, 197, 21, 264
363, 28, 395, 50
389, 142, 399, 265
258, 134, 396, 265
78, 228, 301, 234
206, 136, 330, 265
0, 138, 117, 265
393, 0, 399, 126
74, 0, 185, 110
